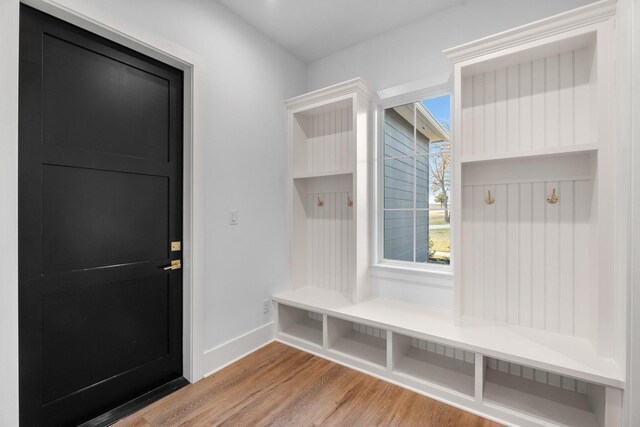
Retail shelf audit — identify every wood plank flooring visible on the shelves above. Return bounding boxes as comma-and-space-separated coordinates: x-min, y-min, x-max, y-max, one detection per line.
117, 342, 502, 426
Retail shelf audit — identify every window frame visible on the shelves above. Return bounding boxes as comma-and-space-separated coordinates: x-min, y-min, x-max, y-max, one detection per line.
373, 82, 454, 281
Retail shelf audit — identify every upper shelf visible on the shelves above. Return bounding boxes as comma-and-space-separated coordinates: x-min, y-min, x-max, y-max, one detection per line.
459, 143, 598, 165
273, 286, 624, 388
292, 170, 353, 180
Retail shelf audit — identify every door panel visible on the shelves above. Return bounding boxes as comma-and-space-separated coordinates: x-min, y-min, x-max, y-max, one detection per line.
42, 34, 171, 161
19, 5, 184, 426
42, 165, 169, 272
42, 276, 170, 403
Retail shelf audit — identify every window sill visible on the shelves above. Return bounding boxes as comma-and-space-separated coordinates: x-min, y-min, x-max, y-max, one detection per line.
370, 262, 453, 288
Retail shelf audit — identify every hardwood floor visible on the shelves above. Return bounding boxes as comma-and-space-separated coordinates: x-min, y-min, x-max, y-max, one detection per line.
117, 342, 501, 426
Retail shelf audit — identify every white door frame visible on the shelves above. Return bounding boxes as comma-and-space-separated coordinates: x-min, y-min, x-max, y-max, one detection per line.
21, 0, 205, 383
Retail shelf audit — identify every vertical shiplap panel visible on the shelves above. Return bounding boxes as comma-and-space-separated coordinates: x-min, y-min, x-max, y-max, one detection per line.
461, 77, 474, 157
348, 108, 354, 168
318, 114, 326, 172
306, 117, 313, 172
472, 73, 485, 156
495, 184, 508, 323
559, 181, 575, 335
335, 107, 343, 171
506, 65, 520, 153
338, 193, 344, 294
532, 182, 546, 330
319, 192, 326, 289
332, 110, 339, 170
559, 51, 575, 147
329, 192, 336, 292
342, 192, 349, 294
519, 183, 533, 327
484, 185, 497, 321
462, 185, 475, 316
507, 184, 520, 324
574, 180, 592, 339
484, 71, 496, 156
307, 193, 314, 287
314, 193, 321, 287
518, 62, 533, 152
324, 111, 332, 172
348, 191, 355, 294
328, 111, 336, 171
532, 58, 546, 150
545, 55, 560, 148
574, 48, 590, 145
495, 68, 508, 153
473, 185, 485, 318
312, 115, 319, 173
545, 181, 560, 333
341, 107, 349, 170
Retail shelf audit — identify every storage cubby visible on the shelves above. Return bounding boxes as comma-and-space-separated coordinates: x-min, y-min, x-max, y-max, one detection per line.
291, 174, 354, 297
459, 151, 599, 341
448, 3, 618, 360
483, 357, 604, 427
291, 98, 353, 178
391, 334, 475, 398
327, 317, 386, 368
286, 78, 371, 303
459, 32, 597, 161
277, 304, 323, 348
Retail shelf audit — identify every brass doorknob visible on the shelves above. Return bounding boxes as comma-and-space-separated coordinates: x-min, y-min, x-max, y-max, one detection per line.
163, 260, 181, 270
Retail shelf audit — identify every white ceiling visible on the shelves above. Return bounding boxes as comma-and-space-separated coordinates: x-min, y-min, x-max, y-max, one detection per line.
216, 0, 464, 63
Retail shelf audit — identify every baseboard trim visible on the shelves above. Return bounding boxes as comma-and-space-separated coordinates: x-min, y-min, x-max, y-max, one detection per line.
79, 376, 189, 427
202, 322, 276, 377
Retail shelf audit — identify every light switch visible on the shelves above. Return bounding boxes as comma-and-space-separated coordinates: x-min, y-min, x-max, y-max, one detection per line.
229, 209, 239, 225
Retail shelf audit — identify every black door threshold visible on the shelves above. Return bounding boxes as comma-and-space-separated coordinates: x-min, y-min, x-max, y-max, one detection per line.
79, 377, 190, 427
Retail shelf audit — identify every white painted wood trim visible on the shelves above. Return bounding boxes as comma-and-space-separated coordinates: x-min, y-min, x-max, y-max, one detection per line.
273, 288, 624, 388
443, 0, 616, 64
202, 322, 276, 377
285, 77, 370, 111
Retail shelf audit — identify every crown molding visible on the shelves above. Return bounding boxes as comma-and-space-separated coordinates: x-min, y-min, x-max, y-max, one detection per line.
285, 77, 370, 111
443, 0, 616, 64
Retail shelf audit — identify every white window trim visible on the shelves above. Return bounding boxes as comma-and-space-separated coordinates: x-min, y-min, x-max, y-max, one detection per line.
371, 75, 454, 285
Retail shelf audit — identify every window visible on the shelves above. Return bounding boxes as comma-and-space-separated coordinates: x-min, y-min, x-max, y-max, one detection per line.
382, 95, 451, 265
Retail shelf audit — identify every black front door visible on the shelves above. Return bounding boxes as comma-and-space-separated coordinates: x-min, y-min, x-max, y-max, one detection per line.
19, 5, 184, 426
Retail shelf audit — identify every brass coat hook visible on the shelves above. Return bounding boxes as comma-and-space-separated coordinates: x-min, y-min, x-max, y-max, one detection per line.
547, 188, 558, 204
485, 190, 494, 205
347, 196, 353, 207
317, 196, 324, 207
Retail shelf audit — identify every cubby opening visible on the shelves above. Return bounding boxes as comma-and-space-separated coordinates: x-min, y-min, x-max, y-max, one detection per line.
291, 174, 354, 298
278, 304, 323, 348
459, 33, 597, 160
483, 357, 604, 427
459, 150, 600, 347
327, 317, 386, 368
292, 98, 353, 177
392, 334, 475, 398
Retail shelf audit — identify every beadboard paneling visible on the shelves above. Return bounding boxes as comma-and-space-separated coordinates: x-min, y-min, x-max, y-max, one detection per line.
485, 357, 589, 395
294, 105, 353, 176
461, 178, 595, 338
306, 191, 354, 297
460, 46, 594, 158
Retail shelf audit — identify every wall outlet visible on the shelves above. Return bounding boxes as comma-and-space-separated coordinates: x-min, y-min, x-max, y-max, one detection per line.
263, 299, 271, 314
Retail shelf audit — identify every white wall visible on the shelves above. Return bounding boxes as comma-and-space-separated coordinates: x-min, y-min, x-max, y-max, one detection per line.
0, 0, 305, 423
307, 0, 595, 93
